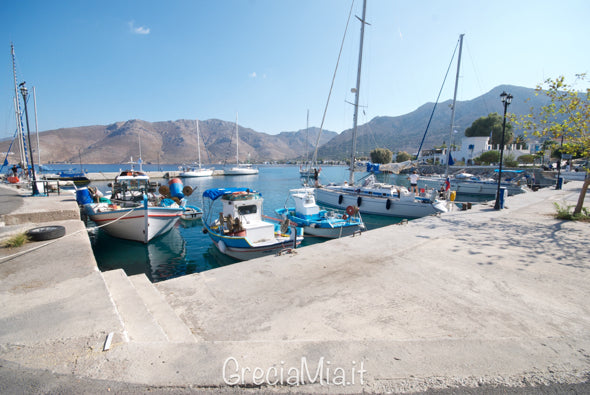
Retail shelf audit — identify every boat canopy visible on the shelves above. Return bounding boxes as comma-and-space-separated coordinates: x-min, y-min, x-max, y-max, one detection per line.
202, 187, 259, 201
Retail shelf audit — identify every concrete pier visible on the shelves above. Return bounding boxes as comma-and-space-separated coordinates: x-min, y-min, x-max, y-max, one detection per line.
0, 181, 589, 393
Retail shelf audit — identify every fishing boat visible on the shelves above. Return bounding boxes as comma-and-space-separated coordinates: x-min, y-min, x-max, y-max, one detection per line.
181, 205, 203, 221
276, 188, 364, 239
314, 0, 448, 219
201, 187, 302, 260
224, 114, 259, 176
179, 119, 214, 177
80, 170, 187, 243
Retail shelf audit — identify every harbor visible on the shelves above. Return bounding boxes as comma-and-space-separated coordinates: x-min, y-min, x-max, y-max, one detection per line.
0, 179, 589, 393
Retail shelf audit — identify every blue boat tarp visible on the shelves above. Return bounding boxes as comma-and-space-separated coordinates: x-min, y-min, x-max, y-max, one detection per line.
202, 187, 258, 201
493, 169, 523, 173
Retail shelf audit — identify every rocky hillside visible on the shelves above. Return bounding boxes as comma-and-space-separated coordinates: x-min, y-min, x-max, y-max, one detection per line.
0, 84, 549, 164
0, 119, 337, 165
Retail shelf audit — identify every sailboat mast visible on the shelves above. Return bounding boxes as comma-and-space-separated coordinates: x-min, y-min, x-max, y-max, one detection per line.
33, 86, 41, 168
196, 119, 202, 169
349, 0, 367, 186
11, 44, 27, 169
445, 33, 464, 178
235, 113, 239, 165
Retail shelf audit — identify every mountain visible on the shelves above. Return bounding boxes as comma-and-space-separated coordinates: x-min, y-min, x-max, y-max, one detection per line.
0, 84, 548, 164
0, 119, 338, 165
317, 84, 549, 159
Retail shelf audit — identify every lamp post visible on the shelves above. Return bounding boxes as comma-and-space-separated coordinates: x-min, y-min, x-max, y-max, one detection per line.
19, 82, 40, 196
494, 91, 512, 210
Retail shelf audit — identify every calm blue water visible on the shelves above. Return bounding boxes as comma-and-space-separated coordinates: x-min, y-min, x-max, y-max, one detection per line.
83, 165, 414, 283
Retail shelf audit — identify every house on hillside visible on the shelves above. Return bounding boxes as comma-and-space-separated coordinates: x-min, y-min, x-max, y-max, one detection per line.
418, 136, 534, 165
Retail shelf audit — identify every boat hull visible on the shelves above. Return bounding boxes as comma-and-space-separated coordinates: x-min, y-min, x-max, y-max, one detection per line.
275, 208, 363, 239
315, 187, 446, 219
203, 222, 300, 261
224, 168, 259, 175
85, 204, 183, 243
179, 169, 213, 177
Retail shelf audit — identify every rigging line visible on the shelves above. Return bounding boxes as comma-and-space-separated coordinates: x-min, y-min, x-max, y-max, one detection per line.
464, 41, 492, 115
311, 0, 356, 168
416, 38, 460, 159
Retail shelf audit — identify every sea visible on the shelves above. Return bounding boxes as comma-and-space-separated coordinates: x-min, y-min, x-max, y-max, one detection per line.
65, 164, 483, 283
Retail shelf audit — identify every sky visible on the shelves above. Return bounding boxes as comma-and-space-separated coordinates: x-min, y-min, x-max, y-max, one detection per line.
1, 0, 589, 140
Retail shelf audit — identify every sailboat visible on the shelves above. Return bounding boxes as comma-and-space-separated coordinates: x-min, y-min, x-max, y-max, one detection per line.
179, 119, 214, 177
224, 114, 259, 176
299, 110, 320, 181
314, 0, 448, 219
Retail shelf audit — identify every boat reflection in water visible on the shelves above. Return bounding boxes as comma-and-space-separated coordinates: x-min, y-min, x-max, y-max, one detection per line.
90, 225, 232, 282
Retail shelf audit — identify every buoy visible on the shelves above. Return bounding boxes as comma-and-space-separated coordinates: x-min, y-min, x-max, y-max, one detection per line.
217, 239, 227, 253
168, 178, 184, 199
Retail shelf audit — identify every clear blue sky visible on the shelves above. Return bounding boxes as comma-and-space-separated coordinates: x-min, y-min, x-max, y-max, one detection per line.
1, 0, 589, 140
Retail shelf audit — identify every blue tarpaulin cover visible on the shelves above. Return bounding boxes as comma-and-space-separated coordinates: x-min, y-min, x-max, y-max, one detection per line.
202, 187, 258, 201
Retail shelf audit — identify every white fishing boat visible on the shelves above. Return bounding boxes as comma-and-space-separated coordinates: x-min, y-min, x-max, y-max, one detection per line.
80, 170, 187, 243
224, 114, 259, 176
179, 119, 214, 178
276, 188, 364, 239
314, 0, 448, 219
202, 188, 302, 260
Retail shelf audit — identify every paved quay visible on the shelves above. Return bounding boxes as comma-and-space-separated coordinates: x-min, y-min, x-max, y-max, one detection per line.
0, 181, 589, 393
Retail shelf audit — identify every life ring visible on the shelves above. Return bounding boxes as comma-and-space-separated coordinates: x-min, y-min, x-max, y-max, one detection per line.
386, 198, 392, 210
182, 185, 193, 196
338, 194, 344, 205
346, 205, 355, 216
357, 196, 362, 207
342, 214, 348, 220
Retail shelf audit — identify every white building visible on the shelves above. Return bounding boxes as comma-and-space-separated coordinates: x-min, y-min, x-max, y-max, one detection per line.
418, 136, 533, 165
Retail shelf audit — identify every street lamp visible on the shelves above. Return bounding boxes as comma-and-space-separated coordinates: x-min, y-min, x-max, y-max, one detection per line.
494, 91, 513, 210
19, 82, 40, 196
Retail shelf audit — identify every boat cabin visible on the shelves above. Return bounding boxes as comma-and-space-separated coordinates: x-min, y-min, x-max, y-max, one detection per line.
219, 191, 274, 243
290, 188, 320, 217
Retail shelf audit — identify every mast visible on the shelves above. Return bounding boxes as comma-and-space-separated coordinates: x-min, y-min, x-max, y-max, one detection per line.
445, 33, 464, 178
138, 130, 143, 172
11, 44, 27, 170
349, 0, 367, 186
33, 86, 41, 168
196, 119, 202, 169
235, 113, 239, 165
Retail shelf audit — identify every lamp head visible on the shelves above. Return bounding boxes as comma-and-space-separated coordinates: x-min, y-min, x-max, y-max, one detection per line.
500, 91, 507, 103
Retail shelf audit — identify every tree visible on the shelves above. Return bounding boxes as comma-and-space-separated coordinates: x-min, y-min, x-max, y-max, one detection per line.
475, 150, 500, 165
370, 148, 393, 164
395, 151, 411, 163
514, 135, 527, 149
517, 154, 536, 165
519, 74, 589, 215
465, 113, 514, 146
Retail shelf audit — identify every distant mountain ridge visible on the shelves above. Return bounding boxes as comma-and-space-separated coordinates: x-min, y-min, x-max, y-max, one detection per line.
0, 84, 547, 164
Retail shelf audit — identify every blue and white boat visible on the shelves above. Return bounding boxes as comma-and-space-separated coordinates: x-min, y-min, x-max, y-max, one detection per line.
202, 188, 302, 260
276, 188, 364, 239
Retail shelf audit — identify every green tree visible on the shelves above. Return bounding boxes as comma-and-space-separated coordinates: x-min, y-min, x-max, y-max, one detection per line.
517, 154, 536, 165
465, 113, 514, 146
475, 150, 500, 165
514, 135, 527, 149
395, 151, 411, 163
519, 74, 589, 215
369, 148, 393, 164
